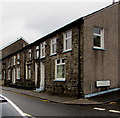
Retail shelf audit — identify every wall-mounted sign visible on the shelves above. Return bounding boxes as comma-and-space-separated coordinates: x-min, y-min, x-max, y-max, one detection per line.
96, 80, 110, 87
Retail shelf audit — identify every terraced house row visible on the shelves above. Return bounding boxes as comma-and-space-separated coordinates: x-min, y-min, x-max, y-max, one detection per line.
1, 2, 120, 98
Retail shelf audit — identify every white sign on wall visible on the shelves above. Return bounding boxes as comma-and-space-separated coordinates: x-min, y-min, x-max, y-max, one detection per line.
96, 80, 110, 87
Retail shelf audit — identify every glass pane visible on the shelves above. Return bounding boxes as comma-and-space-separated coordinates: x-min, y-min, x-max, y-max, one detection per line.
66, 38, 71, 50
52, 38, 56, 43
62, 59, 65, 63
36, 50, 39, 58
57, 65, 65, 78
52, 44, 56, 53
94, 35, 101, 47
36, 46, 39, 50
42, 48, 45, 57
66, 31, 71, 38
94, 28, 101, 34
57, 59, 60, 64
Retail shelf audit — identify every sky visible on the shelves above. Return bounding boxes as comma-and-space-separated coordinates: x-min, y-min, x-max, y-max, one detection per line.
0, 0, 118, 49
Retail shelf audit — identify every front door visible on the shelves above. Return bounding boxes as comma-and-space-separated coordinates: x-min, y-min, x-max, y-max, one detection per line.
40, 62, 45, 91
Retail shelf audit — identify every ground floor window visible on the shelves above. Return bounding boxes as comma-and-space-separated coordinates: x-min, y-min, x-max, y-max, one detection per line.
17, 67, 20, 79
28, 65, 31, 79
3, 70, 5, 80
55, 58, 65, 81
8, 69, 10, 80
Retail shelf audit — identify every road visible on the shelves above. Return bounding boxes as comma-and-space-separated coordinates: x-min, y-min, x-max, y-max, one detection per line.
1, 90, 120, 118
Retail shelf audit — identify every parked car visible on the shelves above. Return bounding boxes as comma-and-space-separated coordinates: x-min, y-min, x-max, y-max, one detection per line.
0, 94, 28, 118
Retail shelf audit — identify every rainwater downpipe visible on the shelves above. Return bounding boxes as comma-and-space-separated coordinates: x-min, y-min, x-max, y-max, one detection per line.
77, 19, 84, 99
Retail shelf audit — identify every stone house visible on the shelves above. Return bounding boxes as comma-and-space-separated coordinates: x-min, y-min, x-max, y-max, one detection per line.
2, 2, 120, 98
1, 37, 28, 85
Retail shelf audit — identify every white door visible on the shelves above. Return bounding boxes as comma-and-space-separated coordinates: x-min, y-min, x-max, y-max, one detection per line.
35, 63, 38, 86
40, 62, 45, 91
12, 69, 15, 84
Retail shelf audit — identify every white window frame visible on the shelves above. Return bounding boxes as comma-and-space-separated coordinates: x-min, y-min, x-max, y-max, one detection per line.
63, 30, 72, 51
35, 46, 39, 59
13, 56, 16, 65
17, 54, 20, 60
28, 65, 31, 79
17, 54, 20, 64
93, 27, 104, 49
17, 67, 20, 80
29, 49, 32, 59
40, 42, 45, 58
55, 58, 65, 81
51, 37, 57, 55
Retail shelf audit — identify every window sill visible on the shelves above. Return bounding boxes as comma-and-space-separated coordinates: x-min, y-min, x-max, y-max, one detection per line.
40, 56, 45, 59
49, 53, 57, 57
93, 47, 106, 51
54, 78, 66, 82
62, 49, 72, 53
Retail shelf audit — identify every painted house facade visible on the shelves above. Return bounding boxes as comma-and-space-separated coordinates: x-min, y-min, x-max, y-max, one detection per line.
2, 2, 120, 98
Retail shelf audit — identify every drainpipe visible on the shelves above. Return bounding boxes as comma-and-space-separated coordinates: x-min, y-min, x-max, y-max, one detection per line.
77, 20, 84, 99
24, 50, 26, 82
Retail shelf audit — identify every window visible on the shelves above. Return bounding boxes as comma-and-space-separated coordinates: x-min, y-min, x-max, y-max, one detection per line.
8, 59, 10, 67
8, 69, 10, 80
35, 46, 39, 59
11, 56, 16, 66
17, 54, 20, 64
17, 54, 20, 60
51, 38, 56, 55
28, 65, 31, 79
40, 42, 45, 58
29, 49, 32, 59
93, 27, 104, 49
17, 67, 20, 80
63, 30, 72, 51
55, 59, 65, 81
13, 56, 16, 65
3, 70, 5, 80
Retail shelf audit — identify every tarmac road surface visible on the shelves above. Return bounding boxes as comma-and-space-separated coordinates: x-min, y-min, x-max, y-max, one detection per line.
1, 90, 120, 118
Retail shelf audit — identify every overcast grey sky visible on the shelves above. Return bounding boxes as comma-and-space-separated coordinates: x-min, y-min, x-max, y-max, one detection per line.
0, 0, 116, 49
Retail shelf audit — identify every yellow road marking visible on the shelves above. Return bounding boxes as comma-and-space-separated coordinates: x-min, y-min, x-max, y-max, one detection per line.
42, 100, 49, 102
109, 102, 117, 104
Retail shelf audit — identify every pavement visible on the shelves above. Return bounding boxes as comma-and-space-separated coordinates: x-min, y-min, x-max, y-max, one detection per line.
0, 86, 120, 105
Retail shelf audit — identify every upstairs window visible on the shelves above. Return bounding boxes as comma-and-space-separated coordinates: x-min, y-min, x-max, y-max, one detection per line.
12, 56, 16, 66
63, 30, 72, 51
8, 59, 10, 67
17, 54, 20, 64
35, 46, 39, 59
40, 42, 45, 58
93, 27, 104, 49
51, 38, 56, 55
17, 54, 20, 60
28, 49, 32, 59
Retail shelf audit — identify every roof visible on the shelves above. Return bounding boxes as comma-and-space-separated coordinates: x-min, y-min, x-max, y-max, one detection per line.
2, 1, 120, 60
2, 37, 28, 59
